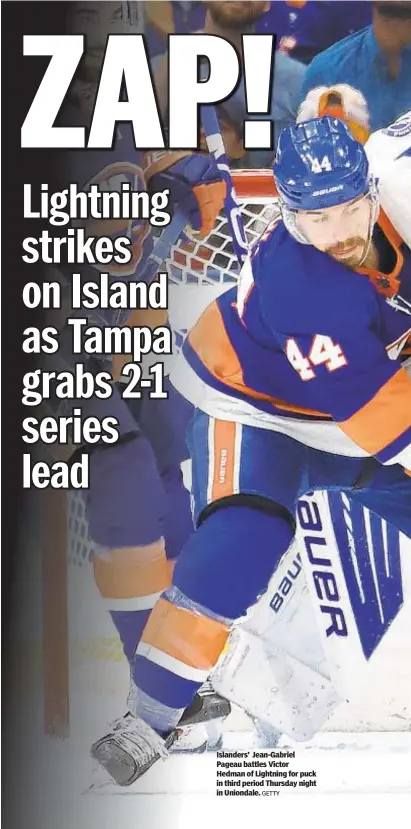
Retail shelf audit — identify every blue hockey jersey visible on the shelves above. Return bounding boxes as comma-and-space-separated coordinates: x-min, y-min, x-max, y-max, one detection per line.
174, 212, 411, 466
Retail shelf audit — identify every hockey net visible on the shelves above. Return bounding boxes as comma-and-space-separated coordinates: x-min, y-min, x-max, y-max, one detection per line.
42, 170, 411, 739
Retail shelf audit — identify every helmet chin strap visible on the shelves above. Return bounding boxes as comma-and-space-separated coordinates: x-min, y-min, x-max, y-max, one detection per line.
357, 185, 380, 267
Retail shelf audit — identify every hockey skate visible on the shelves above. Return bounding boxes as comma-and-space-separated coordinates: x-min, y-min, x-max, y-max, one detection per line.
171, 682, 230, 753
90, 689, 231, 787
90, 712, 172, 787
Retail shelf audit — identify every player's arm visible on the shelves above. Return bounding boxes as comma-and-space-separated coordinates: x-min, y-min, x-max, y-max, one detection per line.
281, 322, 411, 469
264, 279, 411, 470
365, 112, 411, 251
336, 358, 411, 469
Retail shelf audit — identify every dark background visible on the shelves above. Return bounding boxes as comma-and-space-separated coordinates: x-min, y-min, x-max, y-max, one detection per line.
2, 2, 68, 623
1, 4, 70, 819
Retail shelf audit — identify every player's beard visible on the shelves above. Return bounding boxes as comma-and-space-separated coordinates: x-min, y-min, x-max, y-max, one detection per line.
205, 1, 268, 29
326, 237, 370, 269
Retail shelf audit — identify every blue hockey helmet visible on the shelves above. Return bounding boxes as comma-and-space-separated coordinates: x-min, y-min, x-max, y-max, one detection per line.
273, 116, 371, 211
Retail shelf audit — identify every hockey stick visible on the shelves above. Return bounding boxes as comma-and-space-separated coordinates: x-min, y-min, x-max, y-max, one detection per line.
201, 105, 249, 265
139, 207, 188, 283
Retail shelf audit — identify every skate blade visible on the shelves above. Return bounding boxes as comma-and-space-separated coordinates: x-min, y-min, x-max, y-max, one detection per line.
85, 756, 168, 796
170, 741, 207, 755
84, 763, 121, 795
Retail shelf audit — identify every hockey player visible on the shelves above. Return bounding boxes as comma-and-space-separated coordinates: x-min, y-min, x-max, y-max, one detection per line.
56, 1, 230, 752
364, 112, 411, 255
89, 114, 411, 785
296, 85, 411, 250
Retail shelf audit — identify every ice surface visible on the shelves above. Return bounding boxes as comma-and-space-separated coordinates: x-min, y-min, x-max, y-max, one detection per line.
7, 724, 411, 829
7, 520, 410, 829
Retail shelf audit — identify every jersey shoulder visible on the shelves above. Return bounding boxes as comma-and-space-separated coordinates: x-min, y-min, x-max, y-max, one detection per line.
251, 222, 379, 338
366, 111, 411, 167
366, 113, 411, 247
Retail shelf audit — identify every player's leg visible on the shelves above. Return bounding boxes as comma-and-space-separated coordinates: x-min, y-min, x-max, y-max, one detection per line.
138, 379, 194, 562
88, 383, 194, 666
91, 415, 303, 784
92, 512, 295, 782
127, 383, 229, 752
87, 384, 229, 764
87, 430, 171, 664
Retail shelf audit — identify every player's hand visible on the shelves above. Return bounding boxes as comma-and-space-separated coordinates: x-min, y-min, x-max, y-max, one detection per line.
144, 151, 226, 237
297, 84, 371, 145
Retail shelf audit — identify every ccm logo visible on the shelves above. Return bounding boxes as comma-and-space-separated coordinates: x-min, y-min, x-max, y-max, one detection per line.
297, 498, 348, 639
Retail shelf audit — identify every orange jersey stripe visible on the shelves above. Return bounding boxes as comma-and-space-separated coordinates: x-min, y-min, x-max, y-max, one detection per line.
93, 542, 170, 599
140, 597, 229, 670
167, 559, 176, 582
112, 307, 168, 379
338, 367, 411, 455
189, 301, 329, 418
189, 300, 243, 381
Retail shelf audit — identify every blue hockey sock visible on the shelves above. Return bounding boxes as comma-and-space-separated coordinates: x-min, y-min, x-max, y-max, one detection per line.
130, 504, 294, 731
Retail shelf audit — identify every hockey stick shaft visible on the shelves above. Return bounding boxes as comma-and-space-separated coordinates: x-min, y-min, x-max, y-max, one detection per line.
140, 207, 187, 283
201, 105, 249, 265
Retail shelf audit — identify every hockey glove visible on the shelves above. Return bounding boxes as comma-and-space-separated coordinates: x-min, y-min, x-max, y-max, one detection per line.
144, 151, 226, 237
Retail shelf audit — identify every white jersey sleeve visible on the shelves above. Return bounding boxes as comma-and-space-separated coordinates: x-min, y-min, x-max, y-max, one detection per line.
365, 111, 411, 248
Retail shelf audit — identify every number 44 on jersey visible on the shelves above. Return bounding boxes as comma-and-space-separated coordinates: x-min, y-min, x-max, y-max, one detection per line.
286, 335, 347, 380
